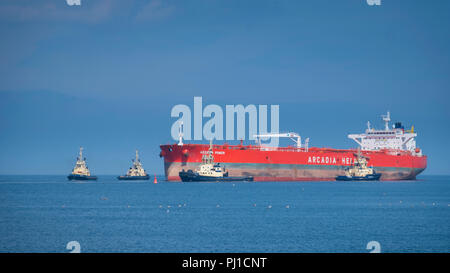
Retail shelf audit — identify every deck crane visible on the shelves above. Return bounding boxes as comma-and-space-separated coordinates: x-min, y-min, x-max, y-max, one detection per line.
253, 132, 309, 151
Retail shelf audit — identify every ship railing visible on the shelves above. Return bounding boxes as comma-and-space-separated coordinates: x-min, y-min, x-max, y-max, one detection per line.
207, 144, 350, 153
172, 143, 415, 155
211, 144, 310, 152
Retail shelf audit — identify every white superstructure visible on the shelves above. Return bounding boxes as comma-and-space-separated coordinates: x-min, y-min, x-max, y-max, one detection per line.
343, 148, 376, 177
71, 147, 91, 176
125, 150, 148, 177
196, 140, 227, 177
348, 112, 420, 155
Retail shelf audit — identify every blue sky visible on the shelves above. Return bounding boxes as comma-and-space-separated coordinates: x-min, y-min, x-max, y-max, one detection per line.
0, 0, 449, 175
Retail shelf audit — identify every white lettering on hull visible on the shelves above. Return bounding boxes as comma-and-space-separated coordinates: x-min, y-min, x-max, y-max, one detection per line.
308, 156, 352, 165
200, 151, 225, 155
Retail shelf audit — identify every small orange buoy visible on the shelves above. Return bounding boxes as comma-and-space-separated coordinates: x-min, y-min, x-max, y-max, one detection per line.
154, 175, 158, 184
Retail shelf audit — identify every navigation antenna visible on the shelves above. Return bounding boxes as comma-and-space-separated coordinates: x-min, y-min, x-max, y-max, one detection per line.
382, 111, 390, 131
79, 146, 83, 161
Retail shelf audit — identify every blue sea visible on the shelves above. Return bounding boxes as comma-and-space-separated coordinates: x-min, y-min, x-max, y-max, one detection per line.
0, 175, 448, 253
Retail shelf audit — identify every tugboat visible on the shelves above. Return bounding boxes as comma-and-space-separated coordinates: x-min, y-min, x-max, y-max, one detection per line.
67, 147, 98, 181
117, 150, 150, 180
336, 148, 381, 181
179, 140, 254, 182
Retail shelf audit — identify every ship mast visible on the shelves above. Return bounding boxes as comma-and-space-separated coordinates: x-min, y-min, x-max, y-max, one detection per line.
201, 139, 215, 165
382, 111, 390, 131
178, 121, 184, 146
79, 146, 83, 161
208, 139, 213, 163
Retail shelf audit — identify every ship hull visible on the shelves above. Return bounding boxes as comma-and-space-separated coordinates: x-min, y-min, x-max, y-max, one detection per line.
67, 174, 98, 181
160, 144, 427, 182
117, 175, 150, 180
335, 173, 382, 181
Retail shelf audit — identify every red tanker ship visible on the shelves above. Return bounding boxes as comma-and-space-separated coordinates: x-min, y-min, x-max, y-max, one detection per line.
160, 112, 427, 181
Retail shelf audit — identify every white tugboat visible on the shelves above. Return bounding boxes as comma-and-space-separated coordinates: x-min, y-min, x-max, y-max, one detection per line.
179, 140, 254, 182
68, 147, 98, 181
118, 150, 150, 180
336, 148, 381, 181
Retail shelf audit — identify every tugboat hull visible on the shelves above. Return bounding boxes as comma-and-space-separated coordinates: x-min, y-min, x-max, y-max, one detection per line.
335, 173, 381, 181
67, 174, 98, 181
179, 170, 253, 182
117, 175, 150, 180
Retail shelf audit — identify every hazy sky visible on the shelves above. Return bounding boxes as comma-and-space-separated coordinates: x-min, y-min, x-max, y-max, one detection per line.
0, 0, 449, 175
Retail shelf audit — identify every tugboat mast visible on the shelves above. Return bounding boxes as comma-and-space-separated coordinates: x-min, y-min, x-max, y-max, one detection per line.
135, 149, 139, 162
78, 146, 83, 161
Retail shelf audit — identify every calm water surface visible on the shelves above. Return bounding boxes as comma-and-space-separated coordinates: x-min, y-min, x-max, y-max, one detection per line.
0, 175, 448, 253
